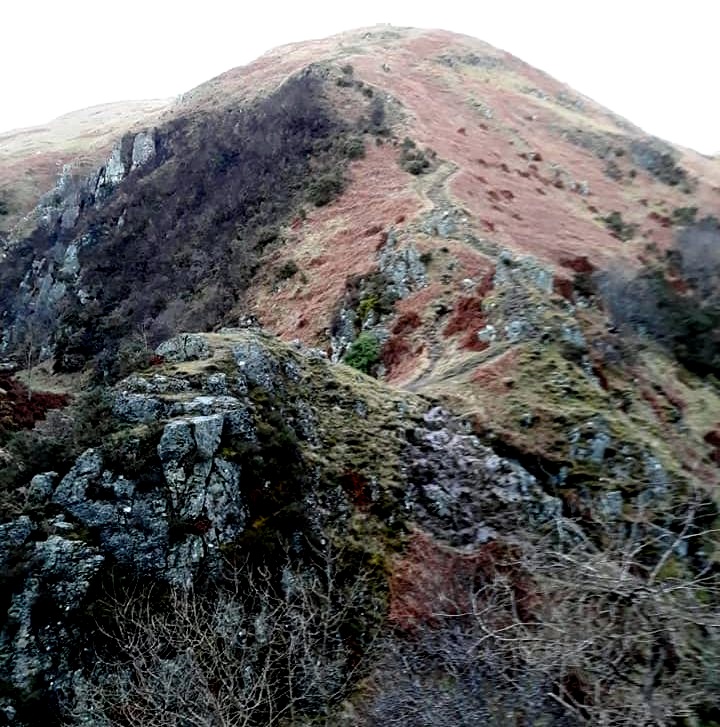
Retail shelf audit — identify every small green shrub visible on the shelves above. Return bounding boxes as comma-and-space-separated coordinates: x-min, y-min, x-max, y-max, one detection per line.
342, 137, 366, 160
344, 333, 380, 374
367, 97, 388, 136
402, 157, 430, 175
306, 172, 344, 207
277, 260, 299, 281
603, 211, 637, 241
671, 206, 698, 226
399, 138, 432, 175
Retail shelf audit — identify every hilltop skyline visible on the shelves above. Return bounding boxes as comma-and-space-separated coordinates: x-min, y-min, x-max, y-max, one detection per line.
2, 1, 719, 154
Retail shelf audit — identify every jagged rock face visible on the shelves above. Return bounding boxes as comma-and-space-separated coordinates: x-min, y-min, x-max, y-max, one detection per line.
0, 525, 105, 721
155, 332, 211, 363
52, 448, 172, 576
0, 331, 555, 723
34, 130, 156, 236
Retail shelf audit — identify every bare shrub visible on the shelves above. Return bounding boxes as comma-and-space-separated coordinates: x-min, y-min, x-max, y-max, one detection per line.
673, 216, 720, 299
361, 507, 720, 726
597, 218, 720, 376
72, 539, 383, 727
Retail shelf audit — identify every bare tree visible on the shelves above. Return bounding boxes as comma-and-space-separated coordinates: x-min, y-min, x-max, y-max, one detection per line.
68, 507, 720, 726
71, 538, 381, 727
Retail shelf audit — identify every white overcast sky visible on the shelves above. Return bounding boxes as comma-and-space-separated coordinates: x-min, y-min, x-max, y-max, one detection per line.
2, 0, 718, 154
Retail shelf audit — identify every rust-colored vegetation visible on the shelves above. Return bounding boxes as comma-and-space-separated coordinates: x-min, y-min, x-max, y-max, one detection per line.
389, 530, 538, 631
0, 374, 70, 437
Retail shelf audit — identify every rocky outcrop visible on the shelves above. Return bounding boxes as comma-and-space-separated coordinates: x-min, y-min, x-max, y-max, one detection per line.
378, 231, 427, 300
404, 406, 559, 546
0, 528, 104, 719
330, 231, 428, 361
0, 330, 558, 723
0, 25, 717, 723
0, 128, 158, 361
155, 333, 211, 363
35, 129, 156, 237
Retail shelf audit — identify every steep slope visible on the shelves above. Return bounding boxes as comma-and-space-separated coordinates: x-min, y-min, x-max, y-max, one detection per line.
0, 100, 171, 241
0, 25, 719, 726
2, 25, 718, 505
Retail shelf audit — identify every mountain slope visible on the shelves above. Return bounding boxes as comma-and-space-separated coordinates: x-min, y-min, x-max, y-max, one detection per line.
0, 25, 719, 726
3, 25, 717, 496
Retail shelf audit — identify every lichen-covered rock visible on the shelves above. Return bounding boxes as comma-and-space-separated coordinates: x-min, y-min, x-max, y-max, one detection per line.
330, 306, 358, 362
205, 457, 246, 541
60, 241, 81, 278
193, 414, 224, 459
597, 490, 624, 521
0, 517, 32, 566
103, 143, 127, 186
232, 339, 281, 390
494, 249, 553, 294
120, 373, 190, 394
568, 418, 612, 464
131, 130, 156, 169
27, 472, 57, 506
168, 395, 243, 417
404, 406, 557, 545
156, 333, 211, 362
157, 420, 195, 463
0, 535, 104, 697
223, 407, 256, 439
378, 232, 427, 299
52, 450, 170, 572
112, 391, 165, 422
206, 372, 228, 395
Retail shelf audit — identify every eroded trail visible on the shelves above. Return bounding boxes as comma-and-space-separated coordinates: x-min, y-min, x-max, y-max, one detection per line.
403, 160, 505, 393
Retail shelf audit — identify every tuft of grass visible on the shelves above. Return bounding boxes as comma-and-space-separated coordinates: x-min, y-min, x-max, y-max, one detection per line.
276, 260, 299, 281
